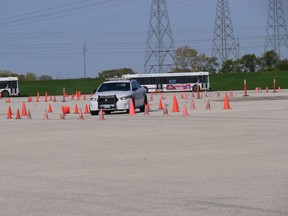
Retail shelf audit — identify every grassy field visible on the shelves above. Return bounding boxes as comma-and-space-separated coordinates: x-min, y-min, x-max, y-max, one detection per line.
209, 71, 288, 91
19, 71, 287, 96
19, 78, 105, 96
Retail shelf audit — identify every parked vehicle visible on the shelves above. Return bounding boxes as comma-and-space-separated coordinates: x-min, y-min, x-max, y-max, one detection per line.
89, 79, 147, 115
0, 77, 20, 97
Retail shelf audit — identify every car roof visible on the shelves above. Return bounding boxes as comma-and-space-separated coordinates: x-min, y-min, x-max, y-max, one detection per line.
102, 80, 131, 84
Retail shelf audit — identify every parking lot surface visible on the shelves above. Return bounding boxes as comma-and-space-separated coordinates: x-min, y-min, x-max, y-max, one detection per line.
1, 90, 288, 216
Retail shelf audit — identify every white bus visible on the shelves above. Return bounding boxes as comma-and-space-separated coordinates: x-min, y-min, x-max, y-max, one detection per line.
122, 72, 210, 92
0, 77, 20, 97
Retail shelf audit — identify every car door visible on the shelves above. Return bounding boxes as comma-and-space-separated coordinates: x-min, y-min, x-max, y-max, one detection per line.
131, 80, 142, 107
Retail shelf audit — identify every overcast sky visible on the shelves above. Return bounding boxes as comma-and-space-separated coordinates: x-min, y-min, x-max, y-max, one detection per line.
1, 0, 288, 78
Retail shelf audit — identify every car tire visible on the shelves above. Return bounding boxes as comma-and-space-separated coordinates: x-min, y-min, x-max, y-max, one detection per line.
90, 111, 99, 116
139, 105, 145, 112
139, 96, 147, 112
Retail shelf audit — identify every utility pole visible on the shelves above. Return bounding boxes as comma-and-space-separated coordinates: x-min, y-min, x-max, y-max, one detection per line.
212, 0, 237, 64
144, 0, 175, 73
265, 0, 288, 58
83, 42, 87, 78
237, 38, 240, 59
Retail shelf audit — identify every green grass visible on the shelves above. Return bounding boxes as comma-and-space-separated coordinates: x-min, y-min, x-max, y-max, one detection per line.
19, 78, 105, 96
18, 71, 287, 96
210, 71, 288, 91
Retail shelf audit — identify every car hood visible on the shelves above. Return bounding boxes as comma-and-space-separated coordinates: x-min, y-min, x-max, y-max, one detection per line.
92, 91, 132, 98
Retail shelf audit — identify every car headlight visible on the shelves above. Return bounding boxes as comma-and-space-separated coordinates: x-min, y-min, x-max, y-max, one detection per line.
120, 95, 131, 100
90, 97, 97, 101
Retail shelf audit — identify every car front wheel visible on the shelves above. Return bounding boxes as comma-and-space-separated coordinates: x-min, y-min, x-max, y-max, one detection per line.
90, 110, 99, 116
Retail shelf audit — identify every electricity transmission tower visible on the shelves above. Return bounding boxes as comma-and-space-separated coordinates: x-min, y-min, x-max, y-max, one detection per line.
144, 0, 175, 73
212, 0, 237, 64
264, 0, 288, 58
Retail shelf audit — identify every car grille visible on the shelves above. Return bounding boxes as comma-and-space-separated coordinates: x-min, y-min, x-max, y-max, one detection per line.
98, 95, 118, 109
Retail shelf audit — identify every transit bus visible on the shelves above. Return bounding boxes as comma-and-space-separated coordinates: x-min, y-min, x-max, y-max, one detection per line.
0, 77, 20, 97
122, 72, 210, 92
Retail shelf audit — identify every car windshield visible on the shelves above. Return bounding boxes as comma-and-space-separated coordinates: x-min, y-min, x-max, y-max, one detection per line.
97, 82, 130, 92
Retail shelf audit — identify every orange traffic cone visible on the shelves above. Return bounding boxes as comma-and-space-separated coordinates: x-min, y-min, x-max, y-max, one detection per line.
171, 95, 179, 112
183, 92, 188, 99
60, 109, 65, 120
74, 104, 79, 114
163, 104, 169, 116
43, 109, 49, 120
53, 96, 57, 102
149, 92, 153, 101
22, 102, 27, 116
144, 104, 150, 116
205, 99, 211, 110
84, 104, 89, 114
146, 100, 151, 110
190, 99, 196, 110
62, 92, 66, 102
15, 109, 21, 119
7, 106, 12, 119
83, 95, 87, 100
223, 93, 231, 110
182, 105, 189, 116
129, 98, 136, 115
230, 90, 234, 97
158, 99, 163, 110
78, 109, 84, 120
6, 98, 11, 103
98, 109, 105, 121
36, 96, 39, 102
48, 104, 53, 113
27, 109, 32, 119
204, 90, 208, 97
216, 90, 221, 98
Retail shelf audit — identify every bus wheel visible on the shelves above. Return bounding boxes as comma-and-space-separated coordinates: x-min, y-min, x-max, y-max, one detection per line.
192, 85, 198, 92
1, 90, 9, 97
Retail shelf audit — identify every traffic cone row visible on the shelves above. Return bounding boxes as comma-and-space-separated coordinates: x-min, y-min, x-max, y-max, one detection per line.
2, 92, 236, 120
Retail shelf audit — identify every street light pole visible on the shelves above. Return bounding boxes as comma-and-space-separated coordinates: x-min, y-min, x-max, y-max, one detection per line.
83, 42, 87, 78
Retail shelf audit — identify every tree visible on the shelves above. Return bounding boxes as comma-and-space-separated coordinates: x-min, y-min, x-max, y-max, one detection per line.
261, 50, 279, 71
38, 75, 53, 80
205, 56, 219, 73
25, 72, 37, 81
276, 59, 288, 71
174, 46, 197, 71
98, 68, 135, 79
240, 54, 257, 72
220, 59, 240, 73
173, 46, 218, 73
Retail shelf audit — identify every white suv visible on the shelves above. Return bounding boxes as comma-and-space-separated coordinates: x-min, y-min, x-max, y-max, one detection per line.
89, 80, 147, 115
